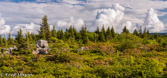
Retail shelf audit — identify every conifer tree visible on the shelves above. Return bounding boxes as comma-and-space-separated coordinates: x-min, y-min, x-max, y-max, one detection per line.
4, 37, 8, 48
69, 26, 75, 39
99, 30, 105, 42
64, 29, 70, 40
68, 26, 75, 43
2, 35, 8, 48
51, 25, 57, 38
15, 27, 24, 45
147, 29, 149, 37
73, 26, 78, 40
31, 33, 37, 42
94, 33, 99, 42
25, 32, 31, 51
154, 32, 158, 39
106, 27, 112, 40
99, 26, 106, 42
139, 26, 142, 37
80, 25, 89, 44
95, 27, 100, 41
39, 24, 46, 40
122, 26, 129, 33
123, 26, 127, 33
38, 15, 51, 41
57, 29, 61, 39
111, 26, 115, 38
60, 29, 65, 40
95, 27, 100, 35
101, 25, 106, 35
29, 33, 33, 43
44, 15, 51, 41
143, 27, 146, 34
7, 32, 13, 44
0, 35, 3, 47
143, 27, 147, 38
11, 37, 14, 44
133, 29, 138, 36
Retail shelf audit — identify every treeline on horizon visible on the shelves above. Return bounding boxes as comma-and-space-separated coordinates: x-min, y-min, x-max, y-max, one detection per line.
0, 15, 161, 49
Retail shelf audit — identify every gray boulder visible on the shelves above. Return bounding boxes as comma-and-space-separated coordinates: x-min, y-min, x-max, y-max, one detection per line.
32, 49, 39, 54
81, 47, 85, 51
36, 40, 49, 48
37, 48, 48, 54
33, 40, 49, 54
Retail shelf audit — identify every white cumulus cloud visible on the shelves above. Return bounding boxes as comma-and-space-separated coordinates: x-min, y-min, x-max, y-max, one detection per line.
144, 8, 165, 32
0, 16, 10, 35
125, 21, 132, 30
11, 22, 40, 34
95, 3, 124, 32
57, 17, 84, 29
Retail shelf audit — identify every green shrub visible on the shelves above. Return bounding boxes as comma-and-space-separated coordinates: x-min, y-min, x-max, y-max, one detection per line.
117, 33, 142, 51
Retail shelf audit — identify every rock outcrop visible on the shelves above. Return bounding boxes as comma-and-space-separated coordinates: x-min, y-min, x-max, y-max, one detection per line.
1, 48, 11, 54
1, 45, 17, 54
77, 47, 89, 52
33, 40, 49, 54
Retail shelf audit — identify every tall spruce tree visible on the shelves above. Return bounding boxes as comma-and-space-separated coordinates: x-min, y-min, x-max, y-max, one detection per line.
111, 26, 115, 38
154, 32, 158, 39
101, 25, 106, 35
60, 29, 65, 40
73, 26, 78, 40
99, 30, 105, 42
8, 32, 13, 44
147, 29, 149, 37
65, 29, 69, 40
94, 33, 99, 42
25, 32, 31, 51
68, 26, 75, 43
0, 35, 3, 47
77, 32, 82, 42
51, 25, 57, 38
80, 25, 89, 44
31, 33, 37, 42
57, 29, 61, 39
39, 24, 46, 40
99, 26, 106, 42
95, 27, 100, 35
133, 29, 138, 36
57, 29, 64, 40
95, 27, 100, 41
143, 27, 147, 38
39, 15, 51, 41
122, 26, 129, 33
3, 36, 8, 48
28, 32, 33, 43
15, 28, 24, 49
106, 27, 112, 41
15, 27, 24, 45
139, 26, 142, 37
69, 26, 75, 39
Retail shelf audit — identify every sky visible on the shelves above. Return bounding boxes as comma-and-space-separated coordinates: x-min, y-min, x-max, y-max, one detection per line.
0, 0, 167, 34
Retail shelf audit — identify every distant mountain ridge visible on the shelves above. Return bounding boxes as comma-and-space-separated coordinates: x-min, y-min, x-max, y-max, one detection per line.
149, 33, 167, 35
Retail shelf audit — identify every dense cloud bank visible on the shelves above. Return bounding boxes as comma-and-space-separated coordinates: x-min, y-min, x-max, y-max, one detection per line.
0, 0, 167, 34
